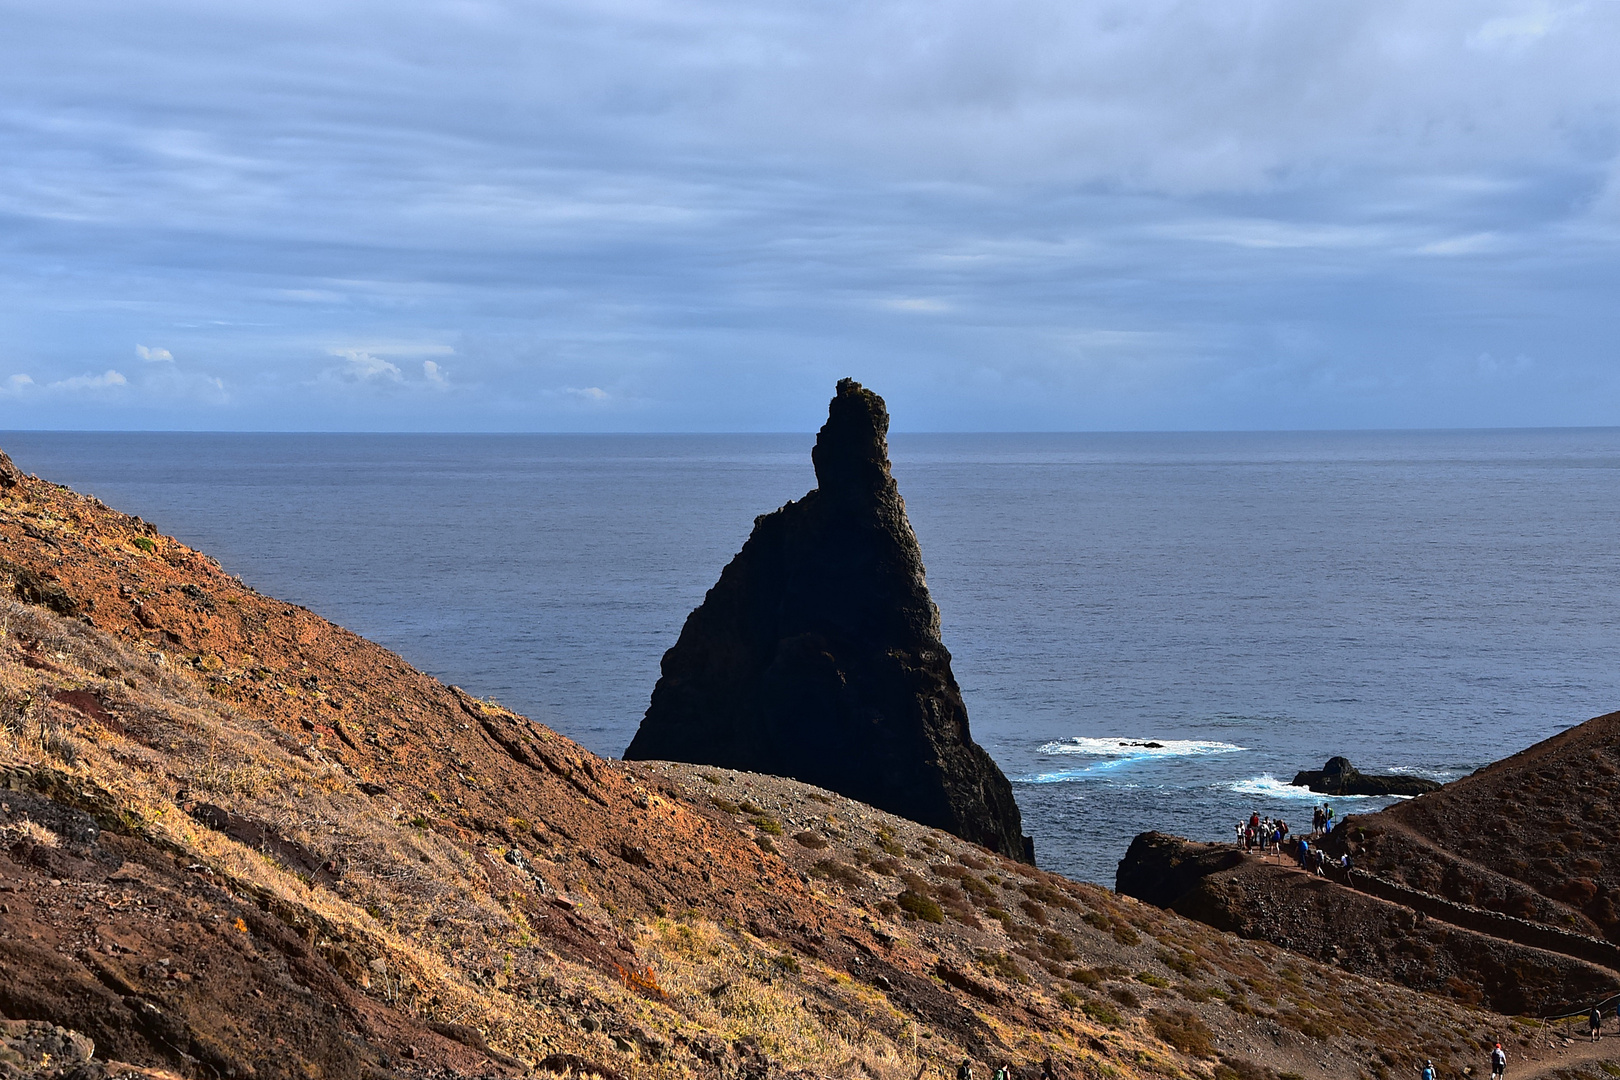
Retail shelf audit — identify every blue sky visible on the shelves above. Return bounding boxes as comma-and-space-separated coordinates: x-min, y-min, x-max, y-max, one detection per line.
2, 0, 1619, 431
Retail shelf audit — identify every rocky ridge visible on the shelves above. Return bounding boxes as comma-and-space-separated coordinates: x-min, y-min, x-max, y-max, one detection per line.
0, 444, 1612, 1080
626, 379, 1031, 863
1118, 713, 1620, 1018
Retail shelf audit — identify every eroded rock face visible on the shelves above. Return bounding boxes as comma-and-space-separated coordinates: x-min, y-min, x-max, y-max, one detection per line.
1291, 756, 1441, 797
625, 379, 1032, 862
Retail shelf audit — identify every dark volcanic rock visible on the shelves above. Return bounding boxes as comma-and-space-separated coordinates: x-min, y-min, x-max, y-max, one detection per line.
624, 379, 1032, 862
1114, 831, 1243, 908
1291, 756, 1441, 797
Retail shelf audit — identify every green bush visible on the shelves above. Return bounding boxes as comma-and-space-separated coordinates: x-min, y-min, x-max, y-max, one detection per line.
898, 890, 944, 923
1083, 1000, 1123, 1027
1150, 1009, 1216, 1058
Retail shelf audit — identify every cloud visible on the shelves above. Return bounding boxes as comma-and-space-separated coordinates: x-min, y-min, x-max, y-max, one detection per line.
47, 370, 127, 391
2, 374, 34, 394
2, 0, 1620, 429
566, 387, 609, 402
880, 298, 952, 314
330, 348, 403, 382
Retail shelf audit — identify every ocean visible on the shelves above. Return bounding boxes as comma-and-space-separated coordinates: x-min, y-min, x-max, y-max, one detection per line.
4, 428, 1619, 885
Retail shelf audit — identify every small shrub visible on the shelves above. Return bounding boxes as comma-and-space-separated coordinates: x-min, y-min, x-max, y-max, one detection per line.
1150, 1009, 1216, 1058
710, 795, 741, 814
1159, 949, 1202, 978
875, 830, 905, 857
756, 835, 776, 853
1083, 999, 1123, 1027
1058, 990, 1082, 1009
132, 537, 156, 553
809, 859, 869, 890
1110, 986, 1140, 1008
700, 773, 722, 784
1113, 925, 1141, 947
898, 890, 944, 924
793, 831, 829, 849
773, 951, 801, 973
738, 799, 764, 815
977, 951, 1028, 984
808, 792, 834, 804
1041, 931, 1078, 962
1137, 971, 1170, 989
1213, 1057, 1278, 1080
1068, 966, 1103, 987
750, 815, 783, 836
877, 899, 900, 918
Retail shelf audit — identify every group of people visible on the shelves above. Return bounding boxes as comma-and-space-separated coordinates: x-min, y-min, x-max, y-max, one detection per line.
955, 1060, 1053, 1080
1419, 1043, 1507, 1080
1233, 807, 1352, 879
1235, 811, 1291, 852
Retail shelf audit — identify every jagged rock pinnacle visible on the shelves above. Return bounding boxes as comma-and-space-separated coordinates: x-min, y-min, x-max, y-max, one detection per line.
625, 379, 1033, 862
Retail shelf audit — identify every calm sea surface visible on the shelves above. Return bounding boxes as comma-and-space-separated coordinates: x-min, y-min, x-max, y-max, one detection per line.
5, 430, 1619, 885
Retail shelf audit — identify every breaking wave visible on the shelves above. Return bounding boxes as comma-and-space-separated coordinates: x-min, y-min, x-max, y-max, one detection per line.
1037, 737, 1247, 758
1226, 774, 1409, 801
1022, 737, 1247, 783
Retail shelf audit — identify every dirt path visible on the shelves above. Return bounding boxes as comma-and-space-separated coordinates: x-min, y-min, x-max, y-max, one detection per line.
1515, 1033, 1620, 1080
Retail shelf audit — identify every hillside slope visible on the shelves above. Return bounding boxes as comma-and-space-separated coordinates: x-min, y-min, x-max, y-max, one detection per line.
0, 446, 1591, 1080
1116, 713, 1620, 1019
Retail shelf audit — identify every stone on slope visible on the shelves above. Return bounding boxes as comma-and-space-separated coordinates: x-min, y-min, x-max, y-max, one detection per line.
624, 378, 1033, 862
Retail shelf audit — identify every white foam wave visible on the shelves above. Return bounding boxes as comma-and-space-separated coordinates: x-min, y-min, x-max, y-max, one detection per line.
1227, 774, 1410, 801
1038, 737, 1247, 758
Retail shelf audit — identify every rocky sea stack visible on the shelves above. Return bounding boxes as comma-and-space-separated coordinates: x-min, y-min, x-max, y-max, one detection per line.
625, 379, 1033, 862
1291, 755, 1442, 797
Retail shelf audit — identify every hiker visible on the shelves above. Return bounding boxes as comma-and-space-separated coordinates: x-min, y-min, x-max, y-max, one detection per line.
1591, 1005, 1603, 1041
958, 1060, 973, 1080
1490, 1042, 1506, 1079
1235, 822, 1244, 848
1313, 806, 1325, 834
1420, 1059, 1435, 1080
1298, 837, 1311, 868
993, 1066, 1008, 1080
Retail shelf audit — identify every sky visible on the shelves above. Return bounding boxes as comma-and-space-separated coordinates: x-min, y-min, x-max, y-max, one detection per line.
2, 0, 1619, 432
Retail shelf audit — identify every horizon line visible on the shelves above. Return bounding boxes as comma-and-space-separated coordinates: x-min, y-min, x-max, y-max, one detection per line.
4, 424, 1620, 438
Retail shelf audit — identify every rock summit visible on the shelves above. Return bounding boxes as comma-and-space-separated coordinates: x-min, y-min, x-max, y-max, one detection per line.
624, 379, 1033, 862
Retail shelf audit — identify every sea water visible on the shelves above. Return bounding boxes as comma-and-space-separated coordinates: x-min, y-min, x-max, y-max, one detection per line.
5, 429, 1619, 885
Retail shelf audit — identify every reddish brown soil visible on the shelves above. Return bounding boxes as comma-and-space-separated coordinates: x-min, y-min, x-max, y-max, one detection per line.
3, 446, 1615, 1080
1344, 712, 1620, 944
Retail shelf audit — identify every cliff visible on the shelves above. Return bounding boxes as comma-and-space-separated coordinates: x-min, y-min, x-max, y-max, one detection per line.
0, 442, 1603, 1080
1118, 712, 1620, 1016
625, 380, 1032, 863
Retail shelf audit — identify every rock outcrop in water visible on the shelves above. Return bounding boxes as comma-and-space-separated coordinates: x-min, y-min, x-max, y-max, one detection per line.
1291, 756, 1441, 797
624, 379, 1033, 862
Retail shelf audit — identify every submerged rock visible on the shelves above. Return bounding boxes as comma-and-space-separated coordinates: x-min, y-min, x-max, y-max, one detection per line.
1291, 756, 1441, 797
625, 378, 1032, 862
